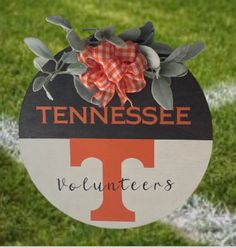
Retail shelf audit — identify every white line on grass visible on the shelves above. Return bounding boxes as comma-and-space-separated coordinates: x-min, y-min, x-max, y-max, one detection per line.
0, 115, 21, 160
164, 195, 236, 246
0, 82, 235, 245
205, 81, 236, 109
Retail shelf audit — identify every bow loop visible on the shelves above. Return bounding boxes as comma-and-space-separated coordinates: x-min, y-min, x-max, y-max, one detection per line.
78, 40, 148, 107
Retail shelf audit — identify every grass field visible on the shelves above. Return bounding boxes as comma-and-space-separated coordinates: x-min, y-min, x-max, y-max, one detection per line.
0, 0, 236, 245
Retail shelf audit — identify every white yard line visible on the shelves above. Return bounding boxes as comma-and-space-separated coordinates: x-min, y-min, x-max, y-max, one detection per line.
205, 82, 236, 109
0, 115, 21, 160
164, 195, 236, 245
0, 82, 235, 245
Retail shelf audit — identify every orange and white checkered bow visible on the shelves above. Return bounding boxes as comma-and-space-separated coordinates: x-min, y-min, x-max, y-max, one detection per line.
78, 40, 148, 107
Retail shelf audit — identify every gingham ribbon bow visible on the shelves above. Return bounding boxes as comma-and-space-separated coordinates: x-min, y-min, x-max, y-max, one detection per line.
78, 40, 148, 107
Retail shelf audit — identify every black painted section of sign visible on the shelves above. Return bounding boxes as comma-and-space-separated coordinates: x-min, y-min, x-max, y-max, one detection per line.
19, 49, 212, 140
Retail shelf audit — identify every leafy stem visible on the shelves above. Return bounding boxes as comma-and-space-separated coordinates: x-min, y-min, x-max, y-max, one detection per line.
55, 55, 64, 71
43, 84, 54, 101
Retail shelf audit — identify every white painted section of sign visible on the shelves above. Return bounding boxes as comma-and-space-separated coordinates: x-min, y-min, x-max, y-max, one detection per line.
19, 138, 212, 228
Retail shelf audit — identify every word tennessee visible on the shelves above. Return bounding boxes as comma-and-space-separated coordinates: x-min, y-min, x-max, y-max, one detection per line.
36, 106, 191, 126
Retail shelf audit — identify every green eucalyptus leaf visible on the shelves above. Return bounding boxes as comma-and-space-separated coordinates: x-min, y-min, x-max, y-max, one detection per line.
160, 62, 188, 77
103, 26, 115, 38
164, 44, 188, 63
94, 26, 115, 41
43, 81, 54, 101
139, 21, 154, 43
32, 76, 47, 92
73, 76, 100, 105
175, 69, 189, 77
149, 42, 173, 55
181, 42, 204, 61
144, 70, 155, 79
66, 30, 85, 52
139, 45, 160, 70
45, 90, 54, 101
66, 63, 87, 75
24, 37, 53, 59
164, 42, 204, 63
46, 16, 72, 31
119, 28, 141, 41
61, 50, 78, 63
141, 31, 154, 45
106, 35, 125, 47
151, 77, 173, 110
33, 57, 49, 71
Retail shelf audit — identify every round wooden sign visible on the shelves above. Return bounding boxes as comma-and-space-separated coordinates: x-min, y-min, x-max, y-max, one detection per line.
19, 50, 212, 228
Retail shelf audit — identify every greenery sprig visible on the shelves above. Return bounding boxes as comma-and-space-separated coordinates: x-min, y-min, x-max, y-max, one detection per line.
24, 16, 204, 109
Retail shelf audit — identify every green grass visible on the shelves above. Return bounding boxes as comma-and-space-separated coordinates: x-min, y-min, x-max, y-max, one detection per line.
0, 0, 236, 245
197, 102, 236, 210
